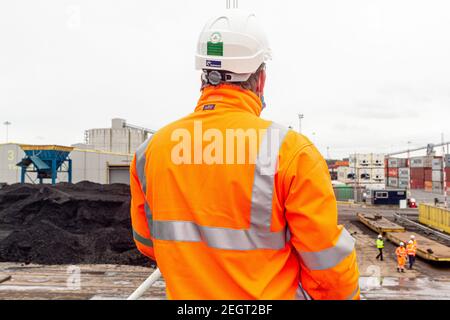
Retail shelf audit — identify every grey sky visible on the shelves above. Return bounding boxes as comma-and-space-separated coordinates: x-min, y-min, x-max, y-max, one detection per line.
1, 0, 449, 159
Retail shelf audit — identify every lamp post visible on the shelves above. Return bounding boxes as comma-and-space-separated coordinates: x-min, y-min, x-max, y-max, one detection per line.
3, 121, 11, 143
298, 114, 304, 134
442, 133, 448, 208
407, 141, 412, 198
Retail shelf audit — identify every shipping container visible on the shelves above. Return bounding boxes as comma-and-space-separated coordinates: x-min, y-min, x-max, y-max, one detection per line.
410, 179, 425, 189
358, 168, 371, 181
388, 168, 398, 177
398, 178, 409, 189
398, 158, 407, 168
445, 154, 450, 167
424, 168, 432, 181
335, 161, 349, 167
372, 168, 385, 181
432, 170, 442, 182
410, 167, 425, 180
337, 166, 355, 183
398, 168, 410, 178
409, 156, 433, 168
371, 154, 385, 167
388, 158, 399, 168
432, 158, 443, 170
333, 185, 355, 202
349, 154, 371, 167
433, 181, 443, 193
447, 168, 450, 183
388, 177, 399, 188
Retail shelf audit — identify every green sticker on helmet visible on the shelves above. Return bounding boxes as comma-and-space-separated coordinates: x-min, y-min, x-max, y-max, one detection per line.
207, 32, 224, 56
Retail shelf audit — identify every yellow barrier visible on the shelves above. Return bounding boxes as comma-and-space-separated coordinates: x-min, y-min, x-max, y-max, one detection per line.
419, 204, 450, 234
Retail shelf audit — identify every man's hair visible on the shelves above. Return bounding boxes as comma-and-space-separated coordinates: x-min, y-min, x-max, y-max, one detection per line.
201, 64, 266, 94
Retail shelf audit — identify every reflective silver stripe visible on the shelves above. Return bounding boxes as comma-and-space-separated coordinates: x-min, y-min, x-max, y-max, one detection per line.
346, 285, 360, 300
251, 123, 289, 233
298, 228, 355, 271
135, 136, 153, 194
133, 229, 153, 247
145, 202, 153, 231
150, 122, 291, 250
295, 282, 313, 300
152, 221, 286, 250
135, 136, 154, 237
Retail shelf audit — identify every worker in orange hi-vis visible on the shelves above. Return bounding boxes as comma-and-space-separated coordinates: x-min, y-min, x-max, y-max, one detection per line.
406, 240, 417, 269
395, 242, 407, 273
129, 11, 359, 300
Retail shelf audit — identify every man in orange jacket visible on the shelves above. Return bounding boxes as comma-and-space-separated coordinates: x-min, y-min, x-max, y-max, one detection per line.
130, 11, 359, 300
396, 242, 407, 273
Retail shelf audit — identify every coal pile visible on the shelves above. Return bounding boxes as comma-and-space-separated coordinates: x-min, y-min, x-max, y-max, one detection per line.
0, 182, 151, 266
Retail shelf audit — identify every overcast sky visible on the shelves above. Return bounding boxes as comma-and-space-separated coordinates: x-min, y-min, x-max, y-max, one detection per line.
1, 0, 449, 159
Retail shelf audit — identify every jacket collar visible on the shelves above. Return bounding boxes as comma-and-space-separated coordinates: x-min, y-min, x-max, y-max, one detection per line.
195, 84, 263, 117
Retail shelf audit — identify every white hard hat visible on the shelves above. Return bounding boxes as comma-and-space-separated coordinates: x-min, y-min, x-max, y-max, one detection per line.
400, 242, 405, 246
195, 11, 272, 81
378, 235, 383, 239
411, 235, 415, 239
409, 240, 414, 244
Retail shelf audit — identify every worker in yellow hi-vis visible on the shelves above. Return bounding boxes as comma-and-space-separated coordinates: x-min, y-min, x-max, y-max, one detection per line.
376, 235, 384, 261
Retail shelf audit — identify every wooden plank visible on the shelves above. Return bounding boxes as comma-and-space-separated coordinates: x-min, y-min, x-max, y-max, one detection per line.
0, 263, 166, 300
357, 212, 405, 233
386, 232, 450, 262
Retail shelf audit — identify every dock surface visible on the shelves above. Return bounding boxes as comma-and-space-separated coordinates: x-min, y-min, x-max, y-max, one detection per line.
0, 263, 166, 300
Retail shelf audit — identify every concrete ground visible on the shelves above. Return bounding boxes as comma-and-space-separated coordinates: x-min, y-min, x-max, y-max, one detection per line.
0, 205, 448, 300
411, 189, 448, 204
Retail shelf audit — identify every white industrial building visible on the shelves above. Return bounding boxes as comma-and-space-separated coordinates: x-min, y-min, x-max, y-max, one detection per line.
84, 118, 154, 154
0, 119, 155, 185
0, 143, 133, 185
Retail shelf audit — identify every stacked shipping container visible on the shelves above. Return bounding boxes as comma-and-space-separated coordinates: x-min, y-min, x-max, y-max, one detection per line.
346, 153, 386, 186
446, 155, 450, 187
387, 155, 450, 193
432, 159, 443, 193
386, 158, 408, 188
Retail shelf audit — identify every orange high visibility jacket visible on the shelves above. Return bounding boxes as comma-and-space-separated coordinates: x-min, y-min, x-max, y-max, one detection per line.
130, 85, 359, 300
396, 247, 407, 258
406, 243, 416, 256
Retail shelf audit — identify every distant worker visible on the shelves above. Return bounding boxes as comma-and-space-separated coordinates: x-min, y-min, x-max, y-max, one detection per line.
129, 11, 359, 300
410, 235, 417, 248
406, 240, 417, 269
395, 242, 407, 273
376, 235, 384, 261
